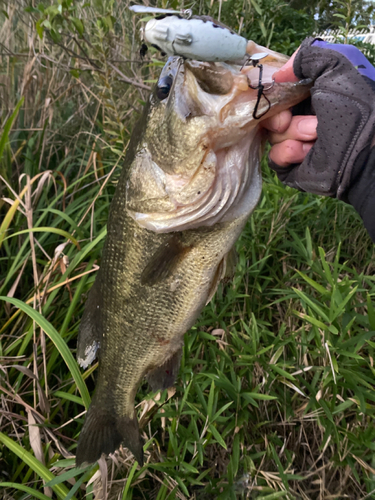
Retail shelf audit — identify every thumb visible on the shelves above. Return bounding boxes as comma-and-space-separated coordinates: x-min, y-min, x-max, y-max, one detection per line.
273, 49, 299, 83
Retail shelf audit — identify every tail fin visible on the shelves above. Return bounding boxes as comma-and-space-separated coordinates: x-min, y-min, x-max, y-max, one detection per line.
76, 404, 144, 467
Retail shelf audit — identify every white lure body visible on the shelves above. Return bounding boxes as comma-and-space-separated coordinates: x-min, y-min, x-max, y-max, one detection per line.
144, 16, 248, 62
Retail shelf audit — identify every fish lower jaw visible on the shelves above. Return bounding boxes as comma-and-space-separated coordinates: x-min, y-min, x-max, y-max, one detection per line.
128, 131, 262, 233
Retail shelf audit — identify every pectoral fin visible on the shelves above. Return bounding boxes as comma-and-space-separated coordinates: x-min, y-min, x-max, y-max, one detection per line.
141, 236, 191, 286
77, 279, 102, 369
146, 348, 182, 391
205, 247, 238, 305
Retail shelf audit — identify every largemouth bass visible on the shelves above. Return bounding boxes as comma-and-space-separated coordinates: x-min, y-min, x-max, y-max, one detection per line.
76, 49, 309, 466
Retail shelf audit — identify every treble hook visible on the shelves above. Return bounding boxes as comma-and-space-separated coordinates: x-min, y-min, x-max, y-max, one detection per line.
246, 53, 274, 120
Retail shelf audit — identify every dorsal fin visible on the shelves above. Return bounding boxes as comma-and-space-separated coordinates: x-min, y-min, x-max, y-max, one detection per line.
77, 279, 103, 369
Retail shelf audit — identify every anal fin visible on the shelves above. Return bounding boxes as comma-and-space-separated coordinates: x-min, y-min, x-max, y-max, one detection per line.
146, 348, 182, 391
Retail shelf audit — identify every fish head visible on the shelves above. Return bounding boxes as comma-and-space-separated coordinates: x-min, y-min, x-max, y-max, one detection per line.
127, 53, 310, 232
143, 57, 213, 177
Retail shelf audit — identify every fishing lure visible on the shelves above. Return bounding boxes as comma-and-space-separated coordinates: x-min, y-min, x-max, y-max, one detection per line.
129, 5, 271, 63
130, 6, 281, 119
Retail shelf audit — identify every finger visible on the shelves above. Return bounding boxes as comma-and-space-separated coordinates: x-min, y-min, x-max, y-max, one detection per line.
268, 116, 318, 144
273, 48, 300, 83
269, 139, 314, 167
261, 109, 292, 133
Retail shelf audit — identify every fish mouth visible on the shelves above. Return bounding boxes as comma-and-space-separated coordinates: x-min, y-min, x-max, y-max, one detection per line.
131, 130, 261, 233
127, 58, 302, 234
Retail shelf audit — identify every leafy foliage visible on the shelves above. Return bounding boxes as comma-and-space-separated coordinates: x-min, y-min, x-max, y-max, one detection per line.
1, 0, 375, 499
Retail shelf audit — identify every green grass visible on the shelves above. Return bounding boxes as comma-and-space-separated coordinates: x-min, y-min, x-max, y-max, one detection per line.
2, 1, 375, 498
2, 150, 375, 498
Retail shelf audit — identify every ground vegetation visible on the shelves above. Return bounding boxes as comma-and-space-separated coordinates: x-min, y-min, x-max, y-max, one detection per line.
1, 0, 375, 498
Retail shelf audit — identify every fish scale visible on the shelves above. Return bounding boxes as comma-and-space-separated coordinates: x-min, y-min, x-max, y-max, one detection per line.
77, 204, 247, 465
76, 51, 310, 466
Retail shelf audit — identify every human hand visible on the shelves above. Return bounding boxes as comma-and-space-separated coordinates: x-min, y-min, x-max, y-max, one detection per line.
262, 38, 375, 200
262, 48, 317, 167
263, 110, 317, 167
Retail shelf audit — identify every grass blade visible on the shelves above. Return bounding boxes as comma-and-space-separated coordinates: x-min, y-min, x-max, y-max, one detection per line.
0, 296, 90, 409
0, 433, 75, 500
0, 185, 28, 249
0, 482, 53, 500
4, 226, 79, 248
0, 97, 24, 160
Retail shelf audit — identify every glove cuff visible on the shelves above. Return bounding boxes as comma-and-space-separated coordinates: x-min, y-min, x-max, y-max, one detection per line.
347, 147, 375, 243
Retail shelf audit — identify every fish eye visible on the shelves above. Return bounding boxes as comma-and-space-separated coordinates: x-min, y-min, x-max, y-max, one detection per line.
156, 75, 173, 101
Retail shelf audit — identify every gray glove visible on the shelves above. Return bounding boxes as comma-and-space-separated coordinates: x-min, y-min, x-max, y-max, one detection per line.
269, 37, 375, 241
